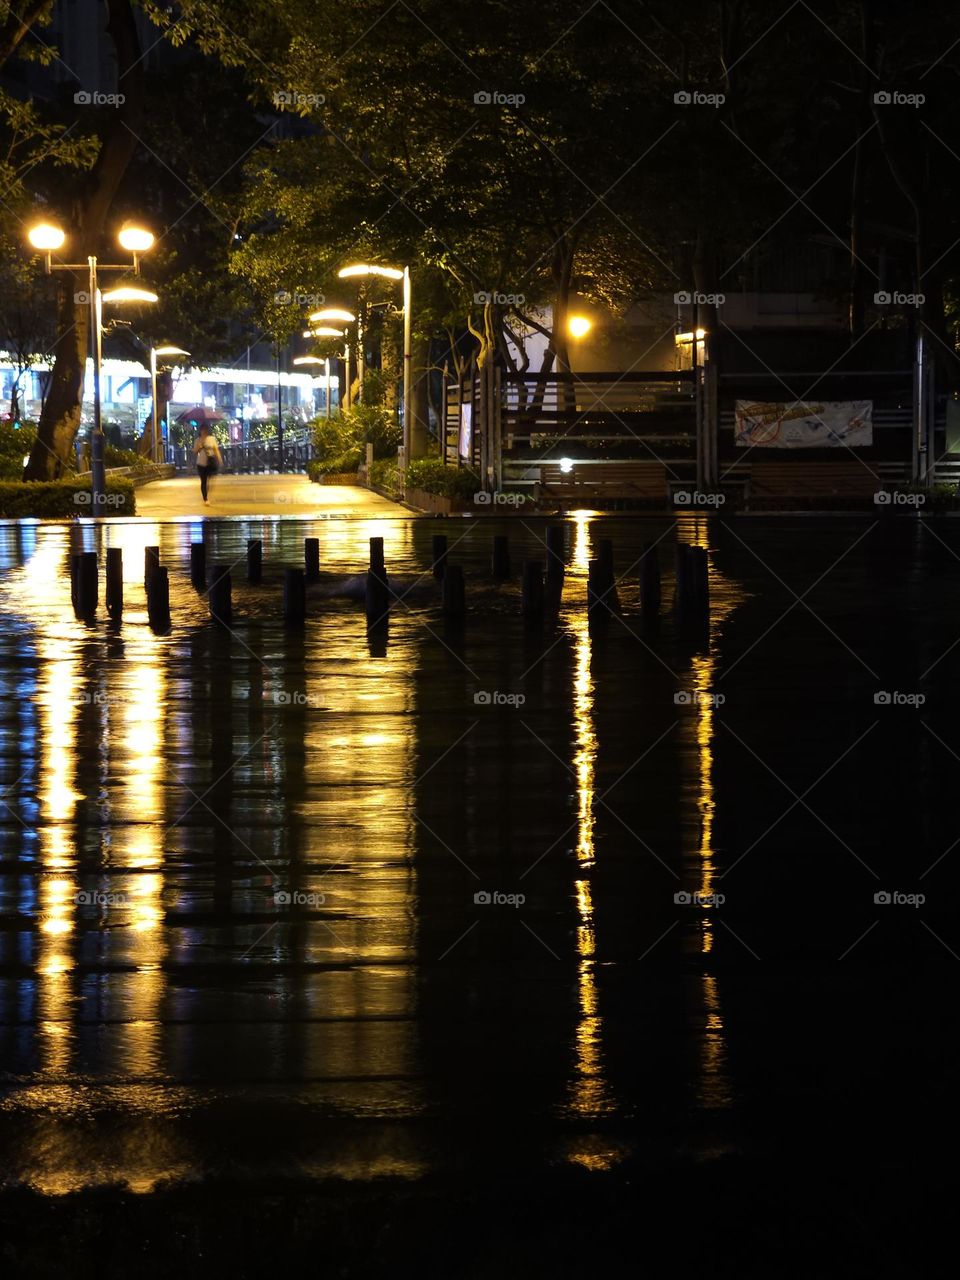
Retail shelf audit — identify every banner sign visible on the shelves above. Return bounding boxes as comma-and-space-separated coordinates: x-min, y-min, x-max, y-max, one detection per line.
734, 400, 873, 448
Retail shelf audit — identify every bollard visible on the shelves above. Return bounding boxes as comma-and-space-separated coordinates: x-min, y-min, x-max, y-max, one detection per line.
370, 536, 385, 575
70, 552, 80, 610
639, 542, 661, 613
689, 545, 710, 618
190, 541, 206, 590
283, 567, 306, 627
491, 534, 511, 580
597, 538, 614, 576
522, 560, 545, 617
432, 534, 448, 580
675, 543, 709, 623
546, 524, 565, 583
365, 568, 390, 625
588, 558, 619, 617
442, 563, 465, 617
247, 539, 262, 585
304, 537, 320, 583
106, 546, 123, 618
208, 565, 232, 627
147, 566, 171, 631
76, 551, 98, 617
144, 545, 160, 592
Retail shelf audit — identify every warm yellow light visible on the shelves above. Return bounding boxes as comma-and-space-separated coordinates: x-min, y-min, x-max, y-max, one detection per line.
338, 264, 404, 281
118, 224, 155, 253
102, 286, 158, 303
568, 315, 592, 339
154, 344, 189, 357
28, 222, 65, 251
309, 326, 346, 337
293, 356, 325, 366
309, 308, 356, 323
676, 329, 707, 342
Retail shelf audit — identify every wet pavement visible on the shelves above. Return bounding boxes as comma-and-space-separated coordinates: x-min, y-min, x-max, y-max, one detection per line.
134, 474, 408, 520
0, 510, 957, 1274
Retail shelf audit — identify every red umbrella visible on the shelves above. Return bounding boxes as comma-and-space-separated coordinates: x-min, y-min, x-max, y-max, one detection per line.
175, 405, 226, 426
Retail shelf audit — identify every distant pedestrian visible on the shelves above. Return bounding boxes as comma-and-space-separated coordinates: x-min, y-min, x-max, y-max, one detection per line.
194, 426, 223, 504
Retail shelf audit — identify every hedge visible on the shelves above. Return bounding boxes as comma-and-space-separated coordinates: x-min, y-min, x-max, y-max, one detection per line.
0, 478, 137, 519
404, 458, 481, 499
307, 448, 363, 482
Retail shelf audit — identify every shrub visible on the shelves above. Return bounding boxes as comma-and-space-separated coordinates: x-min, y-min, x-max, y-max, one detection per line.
368, 458, 401, 498
404, 457, 481, 499
310, 402, 400, 464
307, 447, 363, 482
0, 422, 38, 480
0, 478, 136, 519
104, 443, 151, 470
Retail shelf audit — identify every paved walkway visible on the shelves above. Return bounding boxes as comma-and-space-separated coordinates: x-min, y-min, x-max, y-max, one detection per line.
134, 473, 410, 519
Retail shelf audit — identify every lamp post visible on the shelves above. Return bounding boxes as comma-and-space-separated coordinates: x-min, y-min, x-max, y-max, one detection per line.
307, 309, 355, 415
292, 355, 328, 419
27, 220, 157, 511
150, 345, 190, 464
337, 264, 410, 465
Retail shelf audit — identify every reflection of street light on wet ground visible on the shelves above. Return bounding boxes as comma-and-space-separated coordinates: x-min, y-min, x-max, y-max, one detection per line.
26, 219, 157, 509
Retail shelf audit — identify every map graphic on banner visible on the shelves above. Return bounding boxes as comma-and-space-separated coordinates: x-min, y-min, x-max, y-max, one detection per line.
734, 400, 873, 448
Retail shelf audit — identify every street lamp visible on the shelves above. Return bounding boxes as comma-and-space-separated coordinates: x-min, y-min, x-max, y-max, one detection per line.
293, 354, 333, 420
26, 219, 156, 510
337, 263, 411, 465
304, 312, 354, 411
149, 344, 190, 464
567, 314, 592, 338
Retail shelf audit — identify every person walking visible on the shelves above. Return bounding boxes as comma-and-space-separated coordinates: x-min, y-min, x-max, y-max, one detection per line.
194, 425, 223, 504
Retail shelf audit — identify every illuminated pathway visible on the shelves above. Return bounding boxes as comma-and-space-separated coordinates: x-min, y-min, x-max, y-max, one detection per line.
135, 473, 409, 519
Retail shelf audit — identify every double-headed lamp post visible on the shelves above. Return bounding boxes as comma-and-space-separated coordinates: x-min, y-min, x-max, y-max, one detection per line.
306, 308, 356, 413
150, 345, 190, 463
337, 264, 410, 466
27, 220, 157, 511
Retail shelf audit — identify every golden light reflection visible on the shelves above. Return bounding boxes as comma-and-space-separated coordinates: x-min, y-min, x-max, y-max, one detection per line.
565, 515, 611, 1118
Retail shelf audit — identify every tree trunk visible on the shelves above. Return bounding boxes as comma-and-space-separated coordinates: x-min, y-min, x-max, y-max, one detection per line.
25, 0, 144, 479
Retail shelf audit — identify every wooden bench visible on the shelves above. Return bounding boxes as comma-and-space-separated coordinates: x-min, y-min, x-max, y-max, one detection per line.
536, 462, 669, 507
747, 460, 880, 507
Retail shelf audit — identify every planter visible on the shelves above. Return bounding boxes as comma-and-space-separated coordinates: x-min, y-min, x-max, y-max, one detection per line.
403, 486, 473, 515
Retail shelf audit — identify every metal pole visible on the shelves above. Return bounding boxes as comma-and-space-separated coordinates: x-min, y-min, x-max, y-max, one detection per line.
89, 258, 106, 512
402, 265, 412, 469
357, 306, 364, 404
277, 344, 284, 473
150, 347, 158, 465
325, 358, 331, 420
344, 344, 351, 411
